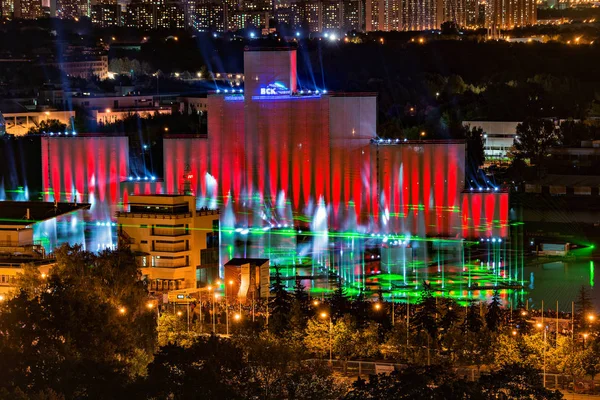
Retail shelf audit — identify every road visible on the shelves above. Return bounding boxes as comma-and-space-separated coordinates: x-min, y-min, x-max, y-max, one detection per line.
560, 392, 600, 400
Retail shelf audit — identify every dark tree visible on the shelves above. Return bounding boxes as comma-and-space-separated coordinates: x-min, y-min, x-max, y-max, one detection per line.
139, 336, 253, 400
0, 245, 155, 398
412, 281, 438, 339
575, 285, 595, 329
330, 275, 350, 320
343, 365, 477, 400
438, 299, 460, 333
27, 119, 68, 135
513, 117, 561, 169
464, 125, 485, 179
479, 363, 563, 400
485, 289, 503, 332
464, 303, 484, 333
560, 120, 593, 147
289, 276, 310, 334
440, 21, 460, 35
292, 274, 309, 311
269, 265, 293, 334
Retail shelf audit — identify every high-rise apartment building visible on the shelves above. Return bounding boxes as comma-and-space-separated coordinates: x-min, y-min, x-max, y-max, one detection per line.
125, 0, 155, 28
464, 0, 479, 26
485, 0, 535, 34
342, 0, 363, 30
192, 2, 224, 31
91, 3, 122, 27
156, 1, 185, 28
1, 0, 14, 19
442, 0, 466, 26
402, 0, 442, 30
321, 0, 342, 30
13, 0, 44, 19
56, 0, 89, 19
366, 0, 442, 31
273, 6, 292, 26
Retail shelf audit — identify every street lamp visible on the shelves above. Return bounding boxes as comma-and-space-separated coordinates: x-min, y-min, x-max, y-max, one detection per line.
119, 307, 126, 315
234, 313, 241, 322
374, 303, 382, 311
213, 293, 219, 333
313, 300, 320, 306
536, 323, 547, 387
226, 280, 234, 336
0, 295, 5, 302
320, 312, 333, 363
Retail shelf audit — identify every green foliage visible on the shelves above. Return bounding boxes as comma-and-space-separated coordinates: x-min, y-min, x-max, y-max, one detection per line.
493, 333, 523, 367
140, 334, 343, 400
157, 312, 197, 347
304, 317, 331, 358
581, 342, 600, 381
455, 329, 494, 371
0, 244, 156, 398
343, 365, 476, 399
479, 363, 563, 399
140, 335, 252, 400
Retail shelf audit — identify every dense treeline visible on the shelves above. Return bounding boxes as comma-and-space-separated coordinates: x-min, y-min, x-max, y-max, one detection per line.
1, 248, 599, 398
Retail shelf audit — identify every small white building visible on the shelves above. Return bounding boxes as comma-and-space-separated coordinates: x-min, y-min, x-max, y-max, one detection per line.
463, 121, 520, 163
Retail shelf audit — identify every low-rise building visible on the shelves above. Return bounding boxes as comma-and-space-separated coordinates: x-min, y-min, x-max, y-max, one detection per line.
463, 120, 520, 163
0, 201, 90, 296
0, 109, 75, 136
51, 55, 109, 80
72, 93, 172, 124
177, 95, 208, 114
116, 194, 220, 294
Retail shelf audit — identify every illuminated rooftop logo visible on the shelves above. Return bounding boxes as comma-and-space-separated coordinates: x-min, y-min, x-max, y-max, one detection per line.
260, 82, 291, 96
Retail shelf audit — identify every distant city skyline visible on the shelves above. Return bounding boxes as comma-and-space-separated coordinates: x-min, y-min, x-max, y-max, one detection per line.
1, 0, 538, 33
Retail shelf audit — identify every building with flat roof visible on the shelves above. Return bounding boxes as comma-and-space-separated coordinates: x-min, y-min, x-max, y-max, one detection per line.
463, 121, 520, 163
71, 94, 171, 124
116, 194, 220, 293
0, 201, 90, 296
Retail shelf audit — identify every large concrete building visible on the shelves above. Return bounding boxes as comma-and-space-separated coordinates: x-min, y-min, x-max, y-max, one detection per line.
117, 194, 220, 292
